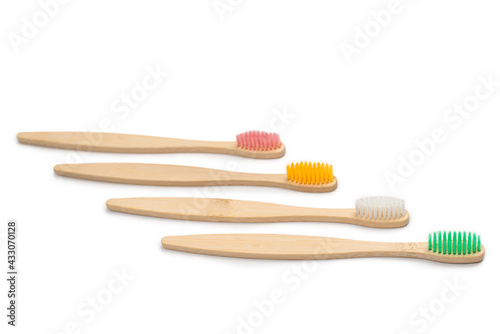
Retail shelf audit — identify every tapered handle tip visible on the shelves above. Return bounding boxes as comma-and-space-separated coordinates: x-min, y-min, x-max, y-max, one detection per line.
106, 198, 120, 211
53, 164, 66, 175
161, 236, 177, 249
17, 132, 29, 143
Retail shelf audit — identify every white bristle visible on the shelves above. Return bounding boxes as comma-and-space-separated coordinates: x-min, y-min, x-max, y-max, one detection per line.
355, 196, 405, 220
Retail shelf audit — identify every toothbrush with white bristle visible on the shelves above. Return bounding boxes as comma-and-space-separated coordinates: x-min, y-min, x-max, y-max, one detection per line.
106, 196, 408, 228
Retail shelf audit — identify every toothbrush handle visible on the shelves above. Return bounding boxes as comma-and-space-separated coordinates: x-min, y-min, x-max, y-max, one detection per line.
106, 197, 408, 228
107, 197, 351, 223
53, 163, 336, 193
17, 132, 234, 153
161, 234, 485, 263
161, 234, 419, 260
53, 163, 279, 186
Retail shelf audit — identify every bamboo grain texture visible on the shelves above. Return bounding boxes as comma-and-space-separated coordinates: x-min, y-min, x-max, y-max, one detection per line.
161, 234, 485, 264
107, 197, 408, 228
17, 132, 285, 159
54, 163, 337, 193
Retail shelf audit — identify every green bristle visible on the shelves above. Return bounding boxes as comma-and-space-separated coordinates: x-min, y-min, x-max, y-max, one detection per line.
438, 232, 442, 253
443, 231, 447, 254
463, 231, 467, 255
468, 232, 472, 254
453, 232, 457, 255
443, 233, 447, 254
447, 232, 452, 254
458, 232, 462, 255
429, 231, 481, 256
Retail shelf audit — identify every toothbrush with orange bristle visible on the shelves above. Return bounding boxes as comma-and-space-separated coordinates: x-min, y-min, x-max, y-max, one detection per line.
53, 161, 337, 193
17, 131, 285, 159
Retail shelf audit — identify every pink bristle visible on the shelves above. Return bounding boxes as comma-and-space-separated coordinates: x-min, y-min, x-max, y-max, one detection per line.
236, 131, 281, 151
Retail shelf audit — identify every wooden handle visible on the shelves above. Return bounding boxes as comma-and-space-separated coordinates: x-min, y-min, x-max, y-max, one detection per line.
17, 132, 285, 159
107, 197, 407, 228
54, 163, 337, 193
161, 234, 485, 263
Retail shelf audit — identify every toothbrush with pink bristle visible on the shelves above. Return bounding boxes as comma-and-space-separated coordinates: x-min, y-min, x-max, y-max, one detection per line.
17, 131, 285, 159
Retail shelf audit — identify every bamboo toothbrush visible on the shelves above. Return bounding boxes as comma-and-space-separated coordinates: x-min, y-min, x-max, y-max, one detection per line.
106, 196, 408, 228
161, 232, 484, 264
54, 161, 336, 193
17, 131, 285, 159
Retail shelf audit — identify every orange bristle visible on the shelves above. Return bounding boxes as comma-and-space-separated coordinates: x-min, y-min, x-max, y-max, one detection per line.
236, 131, 281, 151
286, 162, 334, 185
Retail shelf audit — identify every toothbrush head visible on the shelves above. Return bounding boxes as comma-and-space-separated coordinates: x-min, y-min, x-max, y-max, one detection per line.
355, 196, 406, 220
420, 231, 485, 263
236, 131, 282, 151
286, 162, 334, 185
428, 231, 481, 255
351, 196, 409, 227
282, 162, 336, 192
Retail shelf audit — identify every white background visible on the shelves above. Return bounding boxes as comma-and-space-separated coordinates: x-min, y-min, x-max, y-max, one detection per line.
1, 0, 499, 333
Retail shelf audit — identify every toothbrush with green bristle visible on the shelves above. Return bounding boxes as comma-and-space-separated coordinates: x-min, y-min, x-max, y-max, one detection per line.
161, 231, 484, 264
429, 231, 481, 257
